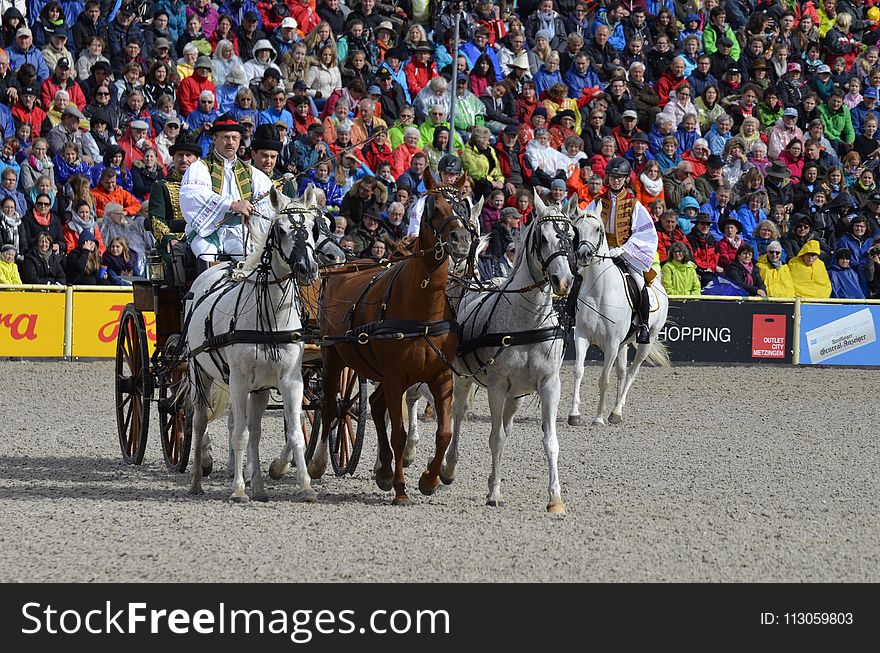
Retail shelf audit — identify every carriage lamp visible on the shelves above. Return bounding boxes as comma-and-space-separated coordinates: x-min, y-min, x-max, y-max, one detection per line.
147, 254, 165, 281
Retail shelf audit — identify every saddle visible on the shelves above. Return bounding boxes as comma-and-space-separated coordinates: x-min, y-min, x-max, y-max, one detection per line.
612, 256, 641, 313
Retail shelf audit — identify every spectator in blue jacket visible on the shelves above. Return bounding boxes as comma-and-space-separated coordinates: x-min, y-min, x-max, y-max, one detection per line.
533, 52, 563, 99
154, 0, 189, 42
850, 86, 880, 136
7, 28, 50, 83
564, 54, 602, 100
460, 26, 503, 81
829, 248, 866, 298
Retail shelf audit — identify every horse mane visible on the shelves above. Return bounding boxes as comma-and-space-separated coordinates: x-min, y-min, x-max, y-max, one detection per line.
391, 234, 419, 257
235, 192, 305, 276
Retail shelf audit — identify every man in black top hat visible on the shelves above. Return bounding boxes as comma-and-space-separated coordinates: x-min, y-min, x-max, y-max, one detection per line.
251, 124, 298, 197
148, 138, 203, 255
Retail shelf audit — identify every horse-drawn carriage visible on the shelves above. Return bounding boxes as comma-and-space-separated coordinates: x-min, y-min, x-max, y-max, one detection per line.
113, 193, 367, 477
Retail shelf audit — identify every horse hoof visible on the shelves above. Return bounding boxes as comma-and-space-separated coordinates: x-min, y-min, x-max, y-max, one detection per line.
591, 417, 605, 427
251, 492, 269, 503
230, 494, 249, 504
440, 473, 455, 486
547, 501, 566, 514
202, 460, 213, 477
418, 472, 440, 496
402, 455, 415, 468
375, 475, 394, 492
608, 413, 623, 425
268, 459, 288, 480
188, 485, 204, 496
307, 462, 325, 480
567, 415, 581, 427
392, 495, 411, 506
295, 489, 318, 503
486, 499, 505, 508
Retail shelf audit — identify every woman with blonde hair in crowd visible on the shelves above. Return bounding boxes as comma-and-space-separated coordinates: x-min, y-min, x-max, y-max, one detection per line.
635, 160, 665, 207
305, 45, 342, 107
304, 22, 336, 58
279, 43, 311, 90
230, 87, 259, 124
102, 236, 140, 283
212, 39, 242, 86
19, 138, 55, 191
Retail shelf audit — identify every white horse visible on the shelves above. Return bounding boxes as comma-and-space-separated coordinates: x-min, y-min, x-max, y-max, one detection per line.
442, 193, 578, 513
186, 186, 324, 502
568, 211, 671, 428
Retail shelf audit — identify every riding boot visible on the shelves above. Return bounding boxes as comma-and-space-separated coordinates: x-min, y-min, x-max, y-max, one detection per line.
636, 285, 651, 344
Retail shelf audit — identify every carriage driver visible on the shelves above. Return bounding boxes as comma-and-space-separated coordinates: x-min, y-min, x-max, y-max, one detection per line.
148, 139, 203, 255
250, 124, 298, 198
179, 113, 276, 263
585, 157, 659, 345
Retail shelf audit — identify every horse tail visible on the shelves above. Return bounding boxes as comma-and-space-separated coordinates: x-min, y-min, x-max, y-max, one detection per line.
646, 339, 671, 368
207, 385, 230, 422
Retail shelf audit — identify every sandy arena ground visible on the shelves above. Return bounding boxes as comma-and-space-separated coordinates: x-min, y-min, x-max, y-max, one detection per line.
0, 360, 877, 583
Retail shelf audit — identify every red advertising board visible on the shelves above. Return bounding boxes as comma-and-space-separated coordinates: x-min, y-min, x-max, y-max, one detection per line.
752, 314, 787, 359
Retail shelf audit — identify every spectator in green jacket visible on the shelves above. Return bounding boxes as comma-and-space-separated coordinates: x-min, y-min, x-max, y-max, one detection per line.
703, 7, 741, 61
818, 88, 856, 155
661, 241, 702, 295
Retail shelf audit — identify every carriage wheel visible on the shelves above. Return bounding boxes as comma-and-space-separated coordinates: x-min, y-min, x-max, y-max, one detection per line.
158, 335, 192, 473
301, 365, 322, 463
328, 367, 367, 476
115, 304, 151, 465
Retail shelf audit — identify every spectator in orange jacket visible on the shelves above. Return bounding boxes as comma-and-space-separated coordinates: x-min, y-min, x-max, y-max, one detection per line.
91, 167, 142, 218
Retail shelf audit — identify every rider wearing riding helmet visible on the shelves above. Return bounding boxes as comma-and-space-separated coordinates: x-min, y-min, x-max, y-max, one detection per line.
406, 153, 465, 237
436, 153, 463, 185
585, 157, 660, 344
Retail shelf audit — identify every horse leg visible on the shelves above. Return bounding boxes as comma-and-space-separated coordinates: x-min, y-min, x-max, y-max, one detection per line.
611, 342, 652, 424
370, 385, 394, 492
442, 376, 474, 485
403, 385, 422, 467
278, 370, 317, 503
485, 385, 508, 507
246, 390, 270, 502
567, 334, 589, 426
419, 373, 453, 496
539, 376, 566, 514
593, 348, 615, 427
227, 378, 250, 503
188, 379, 209, 496
608, 346, 629, 424
226, 406, 236, 478
307, 351, 341, 480
383, 383, 411, 505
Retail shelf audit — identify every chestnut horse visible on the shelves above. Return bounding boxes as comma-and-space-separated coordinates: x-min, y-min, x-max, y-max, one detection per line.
308, 173, 480, 504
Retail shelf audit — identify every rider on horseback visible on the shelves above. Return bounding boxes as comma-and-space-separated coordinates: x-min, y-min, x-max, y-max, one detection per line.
586, 157, 659, 345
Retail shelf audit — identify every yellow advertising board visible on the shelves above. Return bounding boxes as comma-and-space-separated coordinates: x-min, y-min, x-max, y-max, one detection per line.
0, 290, 66, 357
70, 291, 156, 358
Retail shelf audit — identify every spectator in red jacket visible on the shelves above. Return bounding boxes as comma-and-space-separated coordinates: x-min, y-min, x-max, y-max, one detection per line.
289, 0, 322, 37
40, 58, 86, 111
687, 212, 720, 286
178, 56, 217, 116
404, 41, 438, 100
118, 120, 159, 166
12, 85, 46, 137
656, 209, 693, 263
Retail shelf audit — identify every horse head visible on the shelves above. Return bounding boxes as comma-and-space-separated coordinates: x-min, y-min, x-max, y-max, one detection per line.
526, 190, 579, 297
268, 186, 320, 285
421, 169, 479, 262
573, 206, 609, 268
299, 184, 347, 266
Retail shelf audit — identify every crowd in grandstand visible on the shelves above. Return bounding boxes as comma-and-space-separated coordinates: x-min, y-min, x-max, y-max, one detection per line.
0, 0, 879, 299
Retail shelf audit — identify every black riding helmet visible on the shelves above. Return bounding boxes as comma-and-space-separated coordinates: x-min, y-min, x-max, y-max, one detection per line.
605, 157, 631, 177
438, 154, 463, 174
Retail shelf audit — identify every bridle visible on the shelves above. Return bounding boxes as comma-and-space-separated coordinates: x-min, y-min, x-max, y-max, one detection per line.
423, 184, 479, 262
576, 215, 609, 264
525, 212, 579, 286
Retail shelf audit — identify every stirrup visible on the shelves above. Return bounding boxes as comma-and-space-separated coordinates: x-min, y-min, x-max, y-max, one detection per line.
635, 324, 650, 345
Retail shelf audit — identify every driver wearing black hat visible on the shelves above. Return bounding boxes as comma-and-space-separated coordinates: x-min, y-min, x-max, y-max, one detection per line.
179, 113, 277, 262
148, 137, 203, 255
250, 124, 298, 198
586, 157, 660, 344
